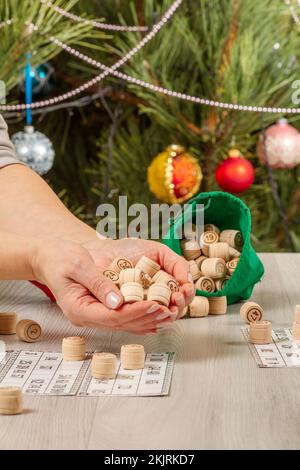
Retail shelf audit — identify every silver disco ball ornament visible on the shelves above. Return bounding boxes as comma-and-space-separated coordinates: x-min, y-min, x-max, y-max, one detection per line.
11, 125, 55, 175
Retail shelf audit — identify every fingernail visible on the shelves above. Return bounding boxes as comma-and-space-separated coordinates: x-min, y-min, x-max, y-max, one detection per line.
156, 312, 171, 321
106, 291, 122, 309
146, 304, 161, 314
188, 273, 193, 283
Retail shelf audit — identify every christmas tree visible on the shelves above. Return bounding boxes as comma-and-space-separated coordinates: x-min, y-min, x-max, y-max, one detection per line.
2, 0, 300, 251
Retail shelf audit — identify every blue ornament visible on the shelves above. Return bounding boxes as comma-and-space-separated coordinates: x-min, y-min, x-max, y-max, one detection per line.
21, 62, 55, 97
11, 126, 55, 175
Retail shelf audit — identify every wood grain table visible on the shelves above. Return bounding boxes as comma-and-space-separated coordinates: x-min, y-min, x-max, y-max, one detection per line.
0, 253, 299, 450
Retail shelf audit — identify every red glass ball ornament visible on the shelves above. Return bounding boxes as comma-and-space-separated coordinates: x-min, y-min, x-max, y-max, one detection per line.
215, 149, 255, 193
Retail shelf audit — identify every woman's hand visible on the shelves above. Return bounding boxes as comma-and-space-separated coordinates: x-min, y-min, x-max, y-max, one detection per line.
31, 238, 185, 334
83, 237, 195, 318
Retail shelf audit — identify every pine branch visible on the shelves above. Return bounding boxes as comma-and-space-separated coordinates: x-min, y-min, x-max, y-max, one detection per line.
0, 0, 106, 92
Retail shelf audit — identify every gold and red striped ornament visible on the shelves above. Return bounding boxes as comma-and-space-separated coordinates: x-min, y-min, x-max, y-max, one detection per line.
147, 145, 202, 203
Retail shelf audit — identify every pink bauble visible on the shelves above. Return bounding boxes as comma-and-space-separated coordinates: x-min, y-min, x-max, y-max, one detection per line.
257, 119, 300, 169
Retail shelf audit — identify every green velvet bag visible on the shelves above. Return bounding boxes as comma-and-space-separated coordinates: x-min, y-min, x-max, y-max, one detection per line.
162, 191, 264, 305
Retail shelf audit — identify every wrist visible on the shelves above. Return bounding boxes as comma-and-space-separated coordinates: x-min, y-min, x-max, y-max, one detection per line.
0, 231, 38, 281
29, 237, 49, 284
59, 220, 107, 245
25, 238, 39, 281
30, 237, 66, 285
29, 236, 94, 287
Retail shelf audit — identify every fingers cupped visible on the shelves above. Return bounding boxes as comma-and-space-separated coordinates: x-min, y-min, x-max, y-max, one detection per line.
61, 286, 127, 329
82, 273, 124, 310
120, 305, 176, 330
157, 244, 191, 285
181, 283, 195, 305
171, 291, 185, 309
66, 298, 174, 330
114, 301, 163, 323
65, 251, 124, 310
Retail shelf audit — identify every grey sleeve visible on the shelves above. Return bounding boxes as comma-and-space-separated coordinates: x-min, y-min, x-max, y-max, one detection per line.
0, 114, 24, 168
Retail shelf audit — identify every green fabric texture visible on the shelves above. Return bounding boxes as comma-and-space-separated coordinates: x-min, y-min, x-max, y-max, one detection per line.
162, 191, 265, 305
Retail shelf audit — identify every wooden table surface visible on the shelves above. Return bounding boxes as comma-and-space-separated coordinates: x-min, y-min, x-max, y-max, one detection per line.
0, 253, 299, 450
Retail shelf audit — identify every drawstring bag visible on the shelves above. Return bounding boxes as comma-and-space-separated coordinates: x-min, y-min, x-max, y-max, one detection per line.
163, 191, 264, 305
